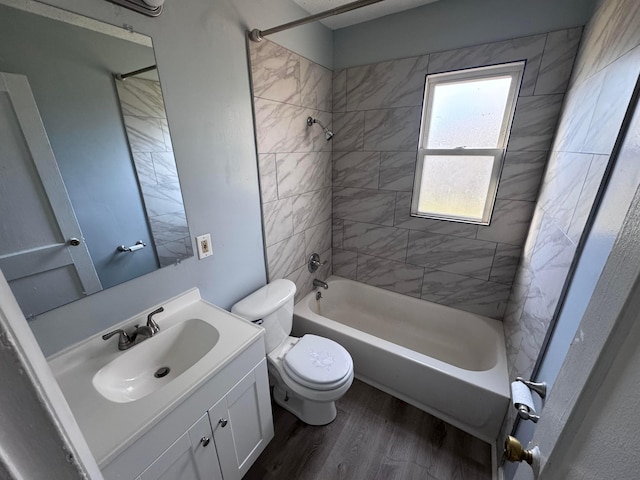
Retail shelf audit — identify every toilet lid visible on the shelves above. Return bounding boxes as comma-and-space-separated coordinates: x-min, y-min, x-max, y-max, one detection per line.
283, 335, 353, 390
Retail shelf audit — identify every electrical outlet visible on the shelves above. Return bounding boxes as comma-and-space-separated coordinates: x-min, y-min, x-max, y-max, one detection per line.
196, 234, 212, 259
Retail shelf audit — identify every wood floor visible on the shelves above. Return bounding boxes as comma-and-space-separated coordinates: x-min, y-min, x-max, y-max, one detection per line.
245, 380, 492, 480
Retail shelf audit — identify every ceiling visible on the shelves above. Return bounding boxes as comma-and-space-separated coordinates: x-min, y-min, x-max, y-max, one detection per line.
292, 0, 442, 29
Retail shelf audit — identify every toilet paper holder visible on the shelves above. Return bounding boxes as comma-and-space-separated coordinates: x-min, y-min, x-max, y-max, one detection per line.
516, 377, 547, 399
513, 377, 547, 423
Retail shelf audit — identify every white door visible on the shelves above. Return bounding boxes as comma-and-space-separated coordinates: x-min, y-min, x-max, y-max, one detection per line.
0, 72, 101, 317
507, 79, 640, 480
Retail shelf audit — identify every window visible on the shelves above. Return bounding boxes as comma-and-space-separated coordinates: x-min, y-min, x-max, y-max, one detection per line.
411, 62, 524, 225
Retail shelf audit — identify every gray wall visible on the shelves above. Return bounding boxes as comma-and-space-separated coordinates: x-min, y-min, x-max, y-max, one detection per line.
0, 4, 158, 290
334, 0, 597, 69
331, 30, 581, 319
27, 0, 332, 356
500, 0, 640, 446
249, 40, 333, 302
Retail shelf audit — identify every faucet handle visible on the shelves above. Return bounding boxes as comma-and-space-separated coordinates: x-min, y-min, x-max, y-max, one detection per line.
102, 329, 133, 350
147, 307, 164, 334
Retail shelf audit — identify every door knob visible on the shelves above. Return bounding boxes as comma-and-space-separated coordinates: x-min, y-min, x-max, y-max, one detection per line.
218, 418, 228, 428
200, 436, 210, 447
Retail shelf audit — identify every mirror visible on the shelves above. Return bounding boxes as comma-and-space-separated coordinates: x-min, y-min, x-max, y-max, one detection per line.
0, 0, 191, 318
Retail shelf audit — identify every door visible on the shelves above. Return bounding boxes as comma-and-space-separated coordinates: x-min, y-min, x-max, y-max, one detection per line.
0, 72, 101, 316
138, 412, 223, 480
506, 79, 640, 479
209, 360, 274, 480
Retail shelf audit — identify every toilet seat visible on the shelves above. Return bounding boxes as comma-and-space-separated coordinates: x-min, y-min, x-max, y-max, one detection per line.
283, 334, 353, 391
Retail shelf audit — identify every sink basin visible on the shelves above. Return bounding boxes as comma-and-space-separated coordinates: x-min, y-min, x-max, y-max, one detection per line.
93, 318, 220, 403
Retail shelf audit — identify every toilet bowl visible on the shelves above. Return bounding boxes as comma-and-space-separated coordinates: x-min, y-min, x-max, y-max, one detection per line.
231, 279, 354, 425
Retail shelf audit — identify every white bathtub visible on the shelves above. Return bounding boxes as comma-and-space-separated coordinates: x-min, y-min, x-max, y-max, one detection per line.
292, 276, 510, 442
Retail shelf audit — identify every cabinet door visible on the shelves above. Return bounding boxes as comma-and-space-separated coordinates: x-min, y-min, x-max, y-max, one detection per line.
139, 412, 223, 480
209, 359, 273, 480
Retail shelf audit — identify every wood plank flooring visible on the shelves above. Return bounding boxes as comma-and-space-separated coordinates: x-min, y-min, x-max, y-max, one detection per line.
245, 380, 492, 480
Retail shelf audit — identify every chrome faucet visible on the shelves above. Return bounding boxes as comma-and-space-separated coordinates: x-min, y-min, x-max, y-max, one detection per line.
102, 306, 164, 350
102, 324, 154, 350
313, 278, 328, 289
147, 307, 163, 334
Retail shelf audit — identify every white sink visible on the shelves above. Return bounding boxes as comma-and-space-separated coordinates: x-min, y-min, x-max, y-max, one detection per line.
92, 318, 220, 403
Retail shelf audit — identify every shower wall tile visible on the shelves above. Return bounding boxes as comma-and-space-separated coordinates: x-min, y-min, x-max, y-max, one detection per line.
152, 151, 178, 181
333, 151, 380, 188
300, 57, 332, 112
490, 244, 522, 285
149, 212, 189, 244
343, 221, 409, 262
254, 98, 332, 153
346, 55, 429, 110
363, 106, 422, 151
529, 212, 577, 313
379, 152, 416, 192
333, 187, 396, 226
567, 154, 610, 243
304, 220, 332, 259
583, 45, 640, 154
332, 218, 344, 248
333, 69, 347, 113
476, 199, 535, 245
258, 153, 278, 203
116, 78, 167, 118
508, 94, 564, 152
427, 34, 547, 96
267, 232, 306, 280
357, 254, 424, 298
132, 152, 156, 186
496, 151, 547, 201
292, 187, 332, 233
393, 192, 479, 238
406, 231, 497, 280
160, 119, 172, 151
250, 39, 300, 105
420, 270, 511, 319
534, 27, 583, 95
553, 70, 605, 153
123, 115, 166, 152
157, 238, 192, 268
250, 40, 333, 295
333, 248, 357, 280
263, 197, 294, 247
287, 247, 332, 302
276, 151, 332, 198
140, 182, 186, 217
537, 151, 593, 234
571, 0, 640, 85
333, 111, 365, 151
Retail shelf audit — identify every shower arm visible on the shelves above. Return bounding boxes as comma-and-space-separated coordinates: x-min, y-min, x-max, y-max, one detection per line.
249, 0, 387, 42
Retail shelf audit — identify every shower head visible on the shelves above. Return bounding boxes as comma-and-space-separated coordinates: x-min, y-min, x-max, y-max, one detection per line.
307, 116, 334, 142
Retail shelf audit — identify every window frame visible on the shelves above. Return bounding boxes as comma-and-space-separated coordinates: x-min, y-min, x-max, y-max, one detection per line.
410, 61, 525, 225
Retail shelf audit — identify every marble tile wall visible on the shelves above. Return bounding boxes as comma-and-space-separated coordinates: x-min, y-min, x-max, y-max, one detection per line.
332, 28, 582, 320
115, 77, 191, 267
249, 40, 333, 301
500, 0, 640, 443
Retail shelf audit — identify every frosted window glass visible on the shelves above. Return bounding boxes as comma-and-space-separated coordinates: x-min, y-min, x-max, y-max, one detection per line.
418, 155, 494, 220
426, 77, 512, 149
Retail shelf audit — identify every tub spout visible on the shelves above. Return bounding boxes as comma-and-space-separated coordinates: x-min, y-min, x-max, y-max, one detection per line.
313, 279, 328, 289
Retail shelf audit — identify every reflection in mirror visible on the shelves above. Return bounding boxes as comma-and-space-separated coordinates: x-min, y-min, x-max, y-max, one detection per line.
0, 0, 191, 318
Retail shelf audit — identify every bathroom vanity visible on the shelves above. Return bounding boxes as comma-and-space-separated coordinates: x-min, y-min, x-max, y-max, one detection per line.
48, 289, 273, 480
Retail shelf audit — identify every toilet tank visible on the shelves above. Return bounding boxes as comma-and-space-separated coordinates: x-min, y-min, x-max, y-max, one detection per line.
231, 279, 296, 353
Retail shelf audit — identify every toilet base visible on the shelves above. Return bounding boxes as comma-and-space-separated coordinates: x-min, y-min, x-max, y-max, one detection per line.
273, 384, 337, 425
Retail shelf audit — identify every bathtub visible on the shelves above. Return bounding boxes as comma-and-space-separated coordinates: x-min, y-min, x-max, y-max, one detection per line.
292, 276, 510, 442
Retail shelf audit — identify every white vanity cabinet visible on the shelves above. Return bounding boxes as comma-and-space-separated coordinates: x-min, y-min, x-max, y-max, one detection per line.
102, 339, 273, 480
136, 412, 222, 480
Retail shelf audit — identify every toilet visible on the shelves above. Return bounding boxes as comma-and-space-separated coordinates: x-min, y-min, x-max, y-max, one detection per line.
231, 279, 354, 425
